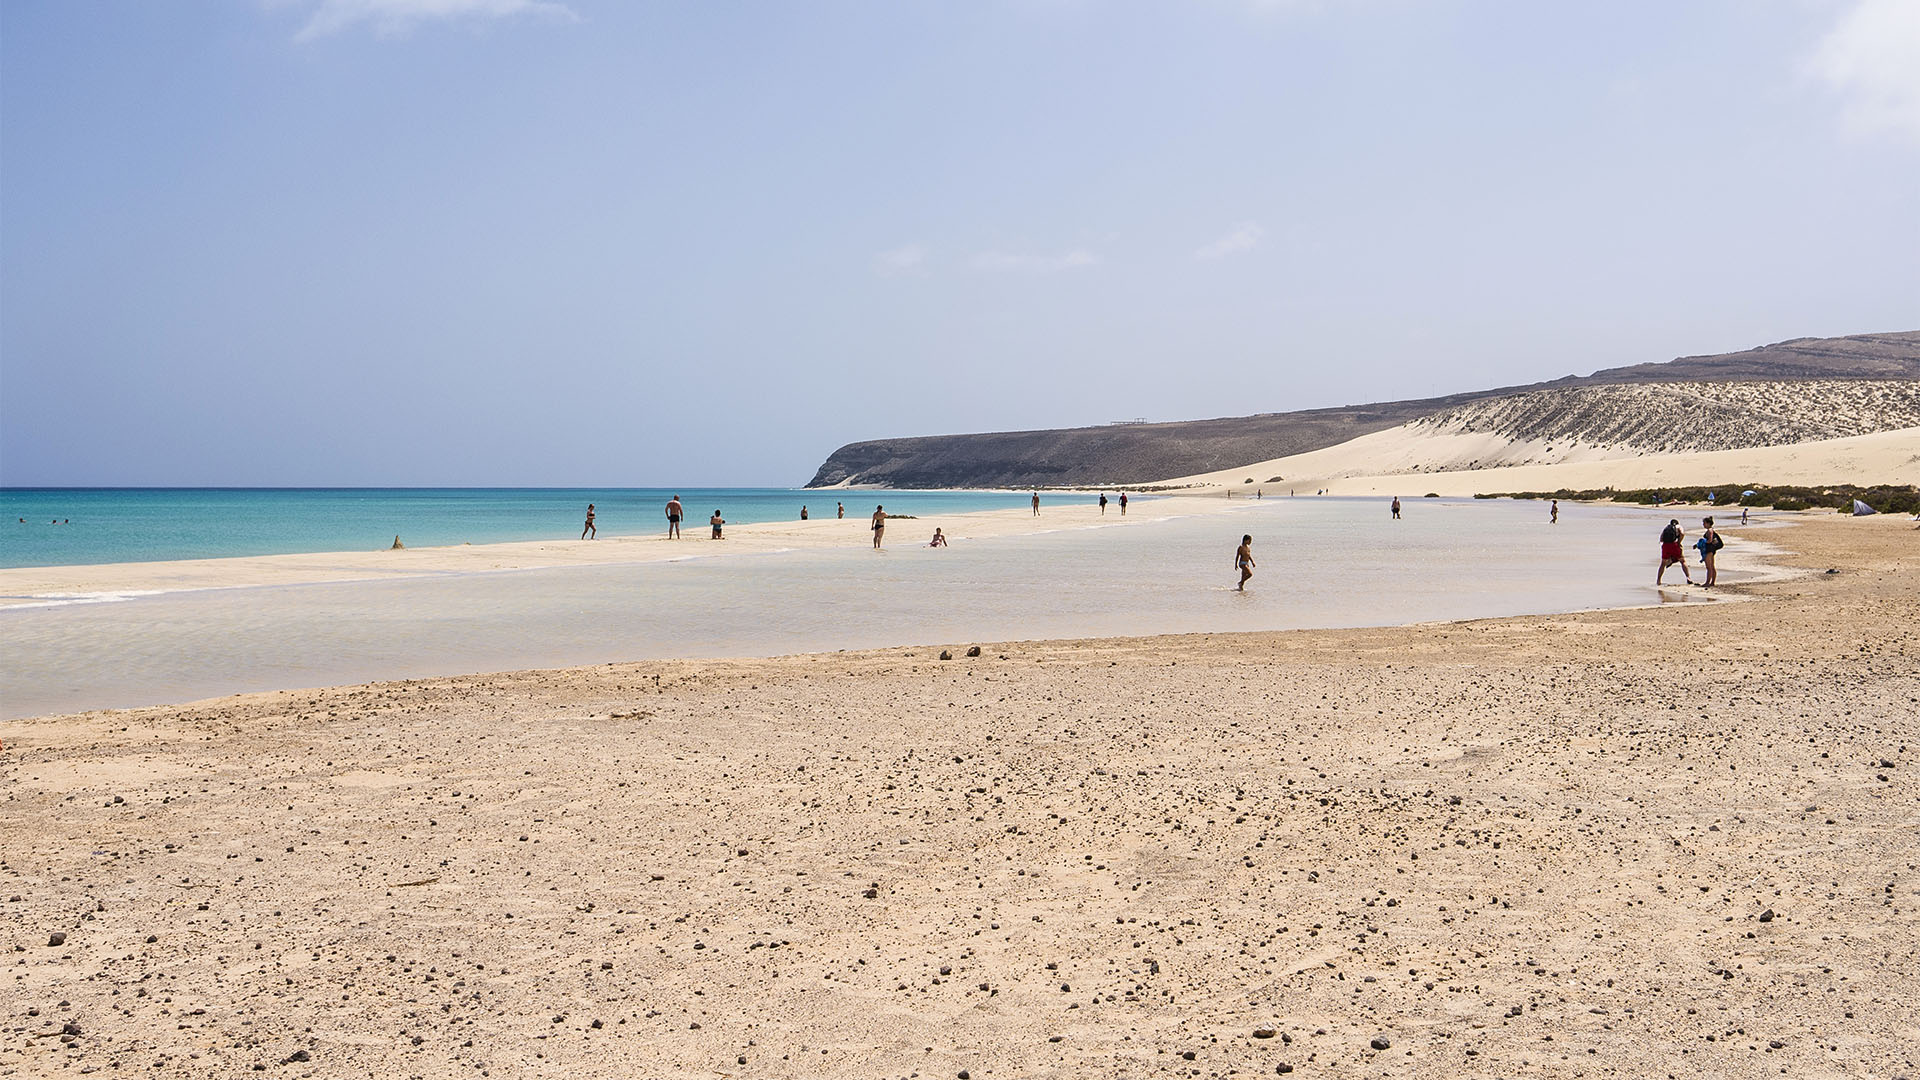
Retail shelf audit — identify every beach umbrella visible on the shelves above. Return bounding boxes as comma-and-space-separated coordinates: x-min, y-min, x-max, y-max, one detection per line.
1741, 490, 1756, 496
1852, 500, 1877, 516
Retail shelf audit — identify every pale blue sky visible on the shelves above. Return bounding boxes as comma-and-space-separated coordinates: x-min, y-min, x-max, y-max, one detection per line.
3, 0, 1916, 486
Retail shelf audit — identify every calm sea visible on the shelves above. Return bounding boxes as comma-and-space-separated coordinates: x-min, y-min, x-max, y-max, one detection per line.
0, 498, 1741, 719
0, 488, 1033, 568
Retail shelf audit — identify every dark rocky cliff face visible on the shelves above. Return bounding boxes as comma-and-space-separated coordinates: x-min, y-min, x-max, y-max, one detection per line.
804, 332, 1920, 489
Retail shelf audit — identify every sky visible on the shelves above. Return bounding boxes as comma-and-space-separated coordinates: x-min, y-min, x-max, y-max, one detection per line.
2, 0, 1917, 487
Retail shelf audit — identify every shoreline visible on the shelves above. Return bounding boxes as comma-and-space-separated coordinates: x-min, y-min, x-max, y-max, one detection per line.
2, 514, 1913, 1078
0, 495, 1224, 610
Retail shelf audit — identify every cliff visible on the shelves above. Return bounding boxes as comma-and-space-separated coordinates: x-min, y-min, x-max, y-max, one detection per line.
804, 331, 1920, 489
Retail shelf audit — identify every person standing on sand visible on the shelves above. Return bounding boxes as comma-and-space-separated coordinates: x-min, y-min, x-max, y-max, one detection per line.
710, 510, 725, 539
1234, 534, 1256, 591
1099, 493, 1108, 515
1119, 492, 1127, 515
1032, 492, 1041, 517
1741, 507, 1749, 525
581, 503, 596, 540
1657, 518, 1694, 585
1551, 500, 1559, 524
665, 495, 683, 539
871, 505, 886, 549
1696, 516, 1723, 587
801, 506, 809, 520
1391, 497, 1401, 520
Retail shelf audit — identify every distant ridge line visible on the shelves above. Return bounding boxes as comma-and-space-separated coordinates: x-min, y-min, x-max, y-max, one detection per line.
804, 331, 1920, 489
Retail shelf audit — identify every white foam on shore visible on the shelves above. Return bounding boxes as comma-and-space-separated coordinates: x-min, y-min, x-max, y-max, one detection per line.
5, 590, 172, 609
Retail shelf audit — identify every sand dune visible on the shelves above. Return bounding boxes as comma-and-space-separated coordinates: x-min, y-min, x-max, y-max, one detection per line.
1152, 393, 1920, 495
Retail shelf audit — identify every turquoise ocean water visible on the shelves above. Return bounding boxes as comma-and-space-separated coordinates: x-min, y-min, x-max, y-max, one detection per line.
0, 488, 1034, 568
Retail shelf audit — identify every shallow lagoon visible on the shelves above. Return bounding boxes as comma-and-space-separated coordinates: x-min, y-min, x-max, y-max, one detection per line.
1, 498, 1731, 717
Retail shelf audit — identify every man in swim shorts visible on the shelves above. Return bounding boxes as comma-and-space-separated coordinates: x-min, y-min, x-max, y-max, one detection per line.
666, 495, 683, 539
1657, 518, 1693, 585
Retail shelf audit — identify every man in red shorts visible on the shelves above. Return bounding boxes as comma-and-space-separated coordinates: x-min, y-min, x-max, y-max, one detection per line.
1657, 518, 1693, 586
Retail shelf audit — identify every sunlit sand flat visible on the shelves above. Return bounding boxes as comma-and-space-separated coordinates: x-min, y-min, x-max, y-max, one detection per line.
3, 514, 1914, 1077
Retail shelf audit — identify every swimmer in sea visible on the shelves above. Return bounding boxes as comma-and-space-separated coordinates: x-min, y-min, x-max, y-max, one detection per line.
1234, 534, 1255, 591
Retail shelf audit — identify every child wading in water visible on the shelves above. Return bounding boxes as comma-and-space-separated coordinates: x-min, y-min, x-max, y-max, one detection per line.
1234, 534, 1255, 591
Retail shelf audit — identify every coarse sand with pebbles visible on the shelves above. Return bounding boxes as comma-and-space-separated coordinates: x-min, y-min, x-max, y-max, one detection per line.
2, 514, 1916, 1079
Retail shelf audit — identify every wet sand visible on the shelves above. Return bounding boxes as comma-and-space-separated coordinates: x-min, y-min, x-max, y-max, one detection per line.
2, 514, 1915, 1078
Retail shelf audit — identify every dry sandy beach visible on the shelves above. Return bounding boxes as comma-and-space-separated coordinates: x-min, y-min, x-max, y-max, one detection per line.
3, 513, 1916, 1079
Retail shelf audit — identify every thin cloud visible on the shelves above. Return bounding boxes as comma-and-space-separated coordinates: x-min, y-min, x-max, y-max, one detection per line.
873, 244, 928, 276
1808, 0, 1920, 143
969, 249, 1099, 273
291, 0, 576, 41
1193, 221, 1264, 260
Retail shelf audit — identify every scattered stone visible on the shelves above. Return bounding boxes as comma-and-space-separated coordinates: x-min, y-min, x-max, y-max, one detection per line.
1278, 1066, 1294, 1075
939, 650, 953, 661
1759, 909, 1775, 922
1181, 1050, 1197, 1060
1370, 1036, 1392, 1050
61, 1021, 82, 1036
965, 646, 981, 657
1253, 1028, 1276, 1039
284, 1050, 310, 1063
46, 932, 65, 947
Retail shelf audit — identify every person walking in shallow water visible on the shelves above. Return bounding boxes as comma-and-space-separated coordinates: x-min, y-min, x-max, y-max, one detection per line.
837, 502, 844, 520
1657, 518, 1693, 586
871, 505, 886, 549
665, 495, 683, 539
1696, 516, 1723, 587
1234, 534, 1256, 591
1390, 496, 1401, 520
1550, 500, 1559, 524
581, 503, 596, 540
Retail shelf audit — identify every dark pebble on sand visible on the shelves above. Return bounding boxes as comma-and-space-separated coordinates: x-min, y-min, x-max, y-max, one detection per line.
1253, 1029, 1276, 1039
146, 935, 157, 943
939, 650, 953, 661
966, 646, 981, 657
1182, 1050, 1197, 1060
47, 933, 65, 947
1759, 909, 1775, 922
61, 1022, 82, 1036
1371, 1036, 1392, 1050
1278, 1066, 1294, 1074
285, 1050, 310, 1063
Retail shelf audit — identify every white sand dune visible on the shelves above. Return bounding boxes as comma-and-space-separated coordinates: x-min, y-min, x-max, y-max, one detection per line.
1155, 424, 1920, 496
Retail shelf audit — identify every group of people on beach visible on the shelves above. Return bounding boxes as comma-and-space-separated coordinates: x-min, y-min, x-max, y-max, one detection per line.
1658, 516, 1724, 587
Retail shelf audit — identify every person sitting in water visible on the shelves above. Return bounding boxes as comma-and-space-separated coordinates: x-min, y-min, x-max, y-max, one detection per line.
710, 510, 725, 539
929, 528, 947, 547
